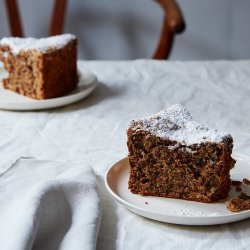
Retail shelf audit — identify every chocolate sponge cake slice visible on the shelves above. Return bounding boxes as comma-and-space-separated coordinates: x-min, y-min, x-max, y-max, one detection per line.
127, 104, 235, 203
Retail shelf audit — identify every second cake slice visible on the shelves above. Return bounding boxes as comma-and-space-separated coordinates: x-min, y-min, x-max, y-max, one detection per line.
0, 34, 78, 99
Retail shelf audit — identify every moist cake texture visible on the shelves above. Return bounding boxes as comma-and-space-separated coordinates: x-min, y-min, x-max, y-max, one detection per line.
127, 104, 235, 203
0, 34, 78, 99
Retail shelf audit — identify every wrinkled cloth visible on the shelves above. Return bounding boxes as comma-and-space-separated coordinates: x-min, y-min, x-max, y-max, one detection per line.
0, 158, 101, 250
0, 60, 250, 250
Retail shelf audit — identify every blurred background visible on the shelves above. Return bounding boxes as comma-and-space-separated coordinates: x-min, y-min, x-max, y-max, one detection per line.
1, 0, 250, 60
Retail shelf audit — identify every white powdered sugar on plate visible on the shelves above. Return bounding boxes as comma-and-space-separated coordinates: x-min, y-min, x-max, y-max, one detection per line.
0, 34, 76, 54
173, 205, 220, 217
129, 104, 231, 145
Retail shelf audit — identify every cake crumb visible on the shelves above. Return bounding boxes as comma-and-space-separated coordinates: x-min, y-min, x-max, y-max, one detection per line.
226, 192, 250, 212
243, 178, 250, 185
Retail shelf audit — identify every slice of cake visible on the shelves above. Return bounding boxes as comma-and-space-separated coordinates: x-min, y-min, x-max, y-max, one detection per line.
0, 34, 78, 99
127, 104, 235, 203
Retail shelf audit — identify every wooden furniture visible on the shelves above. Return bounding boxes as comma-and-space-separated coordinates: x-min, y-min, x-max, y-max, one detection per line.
154, 0, 185, 59
4, 0, 185, 59
4, 0, 67, 37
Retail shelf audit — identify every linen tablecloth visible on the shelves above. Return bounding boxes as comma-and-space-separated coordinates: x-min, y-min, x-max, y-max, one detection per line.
0, 60, 250, 249
0, 158, 101, 250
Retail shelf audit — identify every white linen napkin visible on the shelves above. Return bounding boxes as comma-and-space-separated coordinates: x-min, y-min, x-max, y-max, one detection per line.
0, 157, 101, 250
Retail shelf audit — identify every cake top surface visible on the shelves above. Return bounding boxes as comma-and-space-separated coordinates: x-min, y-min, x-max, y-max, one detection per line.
129, 104, 232, 145
0, 34, 76, 54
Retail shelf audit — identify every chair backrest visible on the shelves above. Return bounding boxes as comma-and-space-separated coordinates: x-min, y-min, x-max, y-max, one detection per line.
5, 0, 67, 37
4, 0, 185, 59
154, 0, 185, 59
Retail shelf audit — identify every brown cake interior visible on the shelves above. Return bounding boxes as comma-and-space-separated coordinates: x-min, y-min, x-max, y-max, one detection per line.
1, 47, 44, 99
128, 129, 234, 203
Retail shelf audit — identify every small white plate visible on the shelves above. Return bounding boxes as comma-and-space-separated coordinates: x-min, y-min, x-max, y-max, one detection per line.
105, 153, 250, 225
0, 67, 97, 111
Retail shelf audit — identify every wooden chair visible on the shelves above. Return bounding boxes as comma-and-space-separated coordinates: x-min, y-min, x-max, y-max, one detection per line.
5, 0, 67, 37
4, 0, 185, 59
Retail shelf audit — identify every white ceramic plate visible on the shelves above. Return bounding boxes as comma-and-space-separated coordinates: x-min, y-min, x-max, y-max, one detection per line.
105, 153, 250, 225
0, 67, 97, 111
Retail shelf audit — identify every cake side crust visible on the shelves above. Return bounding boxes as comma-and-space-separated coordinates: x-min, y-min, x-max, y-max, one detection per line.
41, 38, 78, 99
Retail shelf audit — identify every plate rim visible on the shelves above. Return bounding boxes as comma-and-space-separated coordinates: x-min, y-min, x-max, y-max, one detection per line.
105, 155, 250, 225
0, 68, 97, 111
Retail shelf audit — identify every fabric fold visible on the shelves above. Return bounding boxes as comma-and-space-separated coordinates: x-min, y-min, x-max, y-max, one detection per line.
0, 158, 101, 250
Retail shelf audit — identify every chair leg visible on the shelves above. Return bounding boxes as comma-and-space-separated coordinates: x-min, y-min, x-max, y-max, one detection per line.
153, 15, 173, 60
49, 0, 68, 36
5, 0, 23, 37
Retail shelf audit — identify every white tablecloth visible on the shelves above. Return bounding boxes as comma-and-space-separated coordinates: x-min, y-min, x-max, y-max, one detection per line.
0, 60, 250, 250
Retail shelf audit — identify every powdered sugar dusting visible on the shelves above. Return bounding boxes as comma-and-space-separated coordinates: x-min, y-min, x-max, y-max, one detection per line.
0, 34, 76, 54
129, 104, 231, 145
173, 205, 221, 217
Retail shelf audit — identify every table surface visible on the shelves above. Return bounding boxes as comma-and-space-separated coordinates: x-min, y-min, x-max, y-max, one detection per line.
0, 60, 250, 250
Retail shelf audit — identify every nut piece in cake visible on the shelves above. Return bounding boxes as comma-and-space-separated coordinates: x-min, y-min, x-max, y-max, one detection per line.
0, 34, 78, 99
127, 104, 235, 203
